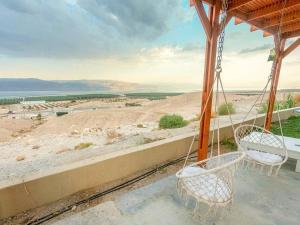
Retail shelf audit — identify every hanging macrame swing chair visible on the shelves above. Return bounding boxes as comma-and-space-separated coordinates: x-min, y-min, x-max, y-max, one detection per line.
175, 71, 245, 217
175, 76, 245, 217
234, 124, 288, 176
176, 1, 245, 217
234, 0, 289, 176
234, 50, 288, 176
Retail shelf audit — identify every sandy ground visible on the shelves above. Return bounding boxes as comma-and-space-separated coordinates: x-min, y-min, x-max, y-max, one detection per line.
0, 91, 294, 185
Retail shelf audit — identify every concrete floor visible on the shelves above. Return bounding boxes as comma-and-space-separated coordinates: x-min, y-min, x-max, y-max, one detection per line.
51, 160, 300, 225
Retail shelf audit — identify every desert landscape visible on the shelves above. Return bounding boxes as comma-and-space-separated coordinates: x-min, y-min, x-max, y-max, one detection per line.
0, 91, 298, 185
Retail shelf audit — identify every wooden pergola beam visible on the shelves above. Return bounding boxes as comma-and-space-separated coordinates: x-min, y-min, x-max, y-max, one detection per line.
194, 0, 212, 38
265, 37, 286, 131
197, 0, 222, 161
281, 22, 300, 33
227, 0, 254, 12
265, 36, 299, 130
190, 0, 213, 7
248, 0, 300, 22
234, 17, 244, 25
283, 38, 300, 58
250, 25, 258, 32
282, 28, 300, 38
262, 11, 300, 29
230, 10, 276, 35
263, 31, 272, 37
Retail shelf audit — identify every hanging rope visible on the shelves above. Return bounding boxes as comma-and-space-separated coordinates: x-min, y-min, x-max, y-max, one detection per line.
182, 75, 219, 168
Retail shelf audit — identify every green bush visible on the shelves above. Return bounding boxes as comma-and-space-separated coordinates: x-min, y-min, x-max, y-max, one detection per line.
220, 138, 237, 151
56, 111, 68, 117
0, 94, 119, 105
284, 94, 295, 108
258, 103, 268, 113
271, 115, 300, 138
218, 103, 235, 116
159, 114, 188, 129
258, 94, 296, 113
259, 102, 285, 113
36, 113, 42, 121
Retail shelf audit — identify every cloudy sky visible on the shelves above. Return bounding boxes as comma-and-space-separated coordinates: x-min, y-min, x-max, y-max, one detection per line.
0, 0, 299, 90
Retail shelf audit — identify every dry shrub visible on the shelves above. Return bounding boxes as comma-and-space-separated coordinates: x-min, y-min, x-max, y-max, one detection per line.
106, 130, 122, 140
56, 148, 72, 154
218, 103, 235, 116
211, 111, 217, 118
71, 130, 80, 135
143, 137, 165, 144
189, 114, 200, 122
32, 145, 40, 150
190, 111, 216, 122
293, 93, 300, 106
16, 155, 25, 161
125, 102, 141, 107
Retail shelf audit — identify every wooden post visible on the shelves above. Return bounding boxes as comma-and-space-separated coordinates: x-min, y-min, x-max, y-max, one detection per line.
195, 0, 221, 161
264, 36, 286, 130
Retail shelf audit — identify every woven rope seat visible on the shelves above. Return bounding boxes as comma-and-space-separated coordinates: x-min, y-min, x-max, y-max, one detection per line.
176, 152, 245, 210
234, 125, 288, 175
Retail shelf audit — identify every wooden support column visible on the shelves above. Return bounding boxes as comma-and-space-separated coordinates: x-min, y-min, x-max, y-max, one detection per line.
264, 36, 286, 130
195, 0, 221, 161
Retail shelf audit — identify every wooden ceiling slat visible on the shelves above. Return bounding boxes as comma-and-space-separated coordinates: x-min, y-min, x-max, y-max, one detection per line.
281, 22, 300, 33
248, 0, 300, 21
230, 10, 276, 35
228, 0, 255, 12
191, 0, 300, 39
282, 29, 300, 38
262, 11, 300, 28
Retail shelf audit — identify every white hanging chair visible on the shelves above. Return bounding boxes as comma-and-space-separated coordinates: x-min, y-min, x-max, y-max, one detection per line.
176, 151, 245, 217
174, 69, 246, 217
234, 124, 288, 176
174, 1, 247, 217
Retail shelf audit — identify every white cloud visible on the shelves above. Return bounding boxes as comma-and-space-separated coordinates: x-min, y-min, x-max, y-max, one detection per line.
0, 0, 186, 58
0, 43, 299, 90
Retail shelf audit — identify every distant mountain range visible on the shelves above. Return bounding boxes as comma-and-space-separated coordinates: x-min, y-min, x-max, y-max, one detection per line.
0, 78, 142, 92
0, 78, 298, 94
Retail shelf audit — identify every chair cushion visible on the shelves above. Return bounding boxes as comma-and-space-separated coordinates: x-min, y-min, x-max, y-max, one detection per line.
180, 166, 207, 176
247, 149, 283, 164
181, 166, 232, 203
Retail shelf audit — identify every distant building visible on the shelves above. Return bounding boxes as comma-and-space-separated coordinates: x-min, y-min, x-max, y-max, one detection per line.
20, 100, 46, 105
